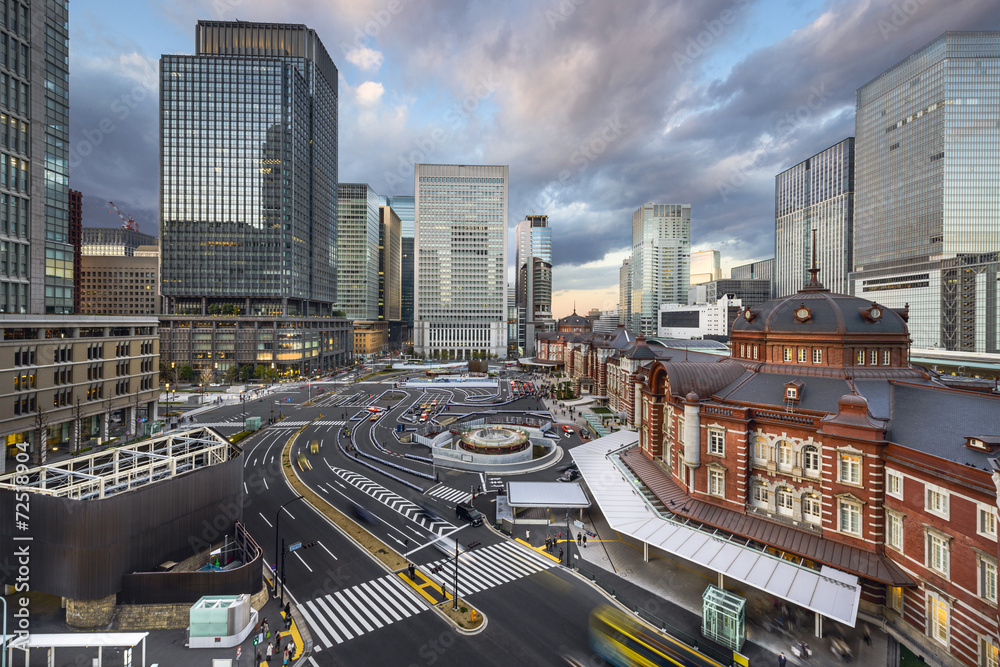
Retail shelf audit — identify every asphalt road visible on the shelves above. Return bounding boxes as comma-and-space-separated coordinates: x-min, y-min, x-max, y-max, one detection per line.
187, 365, 600, 665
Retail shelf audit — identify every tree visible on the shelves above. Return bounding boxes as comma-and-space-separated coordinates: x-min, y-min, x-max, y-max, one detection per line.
179, 364, 194, 382
239, 364, 253, 382
199, 366, 215, 387
31, 397, 49, 465
254, 364, 269, 380
207, 304, 221, 315
160, 362, 177, 388
225, 365, 240, 384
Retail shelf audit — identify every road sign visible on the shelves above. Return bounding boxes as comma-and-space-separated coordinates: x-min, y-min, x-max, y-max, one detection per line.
236, 646, 241, 658
288, 541, 302, 552
573, 520, 584, 529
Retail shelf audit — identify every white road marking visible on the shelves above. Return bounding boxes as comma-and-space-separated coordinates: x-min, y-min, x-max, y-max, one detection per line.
259, 512, 272, 528
294, 550, 313, 572
318, 541, 337, 560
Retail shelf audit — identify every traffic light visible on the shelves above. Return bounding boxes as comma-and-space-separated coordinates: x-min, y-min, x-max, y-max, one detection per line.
301, 541, 318, 550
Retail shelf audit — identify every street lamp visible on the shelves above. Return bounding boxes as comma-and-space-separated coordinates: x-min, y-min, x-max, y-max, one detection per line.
274, 495, 306, 601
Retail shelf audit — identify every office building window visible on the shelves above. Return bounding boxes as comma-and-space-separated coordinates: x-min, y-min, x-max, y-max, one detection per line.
802, 446, 820, 477
776, 487, 793, 516
980, 555, 997, 604
886, 511, 903, 552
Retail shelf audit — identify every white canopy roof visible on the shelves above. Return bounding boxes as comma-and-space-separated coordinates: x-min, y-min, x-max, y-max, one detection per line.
507, 481, 590, 508
570, 432, 861, 627
16, 632, 148, 648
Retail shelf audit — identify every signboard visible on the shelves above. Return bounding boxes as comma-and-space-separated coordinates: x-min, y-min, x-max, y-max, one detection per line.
573, 520, 585, 529
288, 541, 303, 552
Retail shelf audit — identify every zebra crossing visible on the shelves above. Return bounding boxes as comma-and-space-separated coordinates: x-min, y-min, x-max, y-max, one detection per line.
329, 466, 456, 534
425, 484, 472, 504
298, 574, 428, 648
423, 541, 556, 595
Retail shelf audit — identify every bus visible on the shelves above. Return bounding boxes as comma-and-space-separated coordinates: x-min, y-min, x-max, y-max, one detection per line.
589, 605, 725, 667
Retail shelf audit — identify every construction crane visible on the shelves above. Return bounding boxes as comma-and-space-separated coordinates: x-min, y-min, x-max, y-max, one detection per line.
108, 200, 139, 231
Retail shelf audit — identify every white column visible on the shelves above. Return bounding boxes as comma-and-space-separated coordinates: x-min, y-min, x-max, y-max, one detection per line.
814, 611, 822, 638
643, 542, 649, 563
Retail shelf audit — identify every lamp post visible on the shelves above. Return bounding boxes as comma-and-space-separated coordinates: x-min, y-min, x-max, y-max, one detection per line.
274, 495, 305, 601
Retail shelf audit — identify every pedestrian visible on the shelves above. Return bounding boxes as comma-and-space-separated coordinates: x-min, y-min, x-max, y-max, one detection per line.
274, 636, 280, 657
559, 547, 564, 561
577, 532, 582, 545
778, 652, 787, 667
262, 617, 269, 637
864, 622, 871, 645
283, 645, 289, 666
289, 640, 295, 657
526, 529, 530, 543
582, 533, 587, 548
257, 648, 263, 664
266, 641, 273, 663
545, 536, 551, 552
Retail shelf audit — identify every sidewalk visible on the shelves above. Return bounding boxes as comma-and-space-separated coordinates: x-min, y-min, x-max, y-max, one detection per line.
563, 505, 892, 667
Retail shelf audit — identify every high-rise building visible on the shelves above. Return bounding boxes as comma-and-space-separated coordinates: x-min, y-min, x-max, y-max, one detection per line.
730, 258, 774, 282
630, 204, 691, 336
690, 250, 721, 286
414, 164, 508, 359
852, 31, 1000, 352
0, 0, 72, 313
383, 195, 414, 338
688, 279, 773, 310
82, 228, 158, 256
619, 257, 632, 327
337, 183, 381, 320
69, 190, 83, 314
80, 246, 161, 316
158, 21, 351, 378
379, 205, 401, 323
514, 214, 553, 357
775, 138, 855, 298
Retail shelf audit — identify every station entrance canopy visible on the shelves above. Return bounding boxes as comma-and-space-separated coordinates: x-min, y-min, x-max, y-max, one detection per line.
506, 481, 590, 509
570, 431, 861, 627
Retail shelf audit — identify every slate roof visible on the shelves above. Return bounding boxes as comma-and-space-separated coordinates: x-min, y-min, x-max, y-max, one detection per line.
558, 311, 590, 327
660, 360, 746, 398
734, 289, 908, 336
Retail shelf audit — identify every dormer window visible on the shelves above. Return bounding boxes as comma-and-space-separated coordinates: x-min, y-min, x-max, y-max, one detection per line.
784, 379, 803, 403
860, 303, 884, 322
965, 436, 1000, 453
794, 304, 812, 322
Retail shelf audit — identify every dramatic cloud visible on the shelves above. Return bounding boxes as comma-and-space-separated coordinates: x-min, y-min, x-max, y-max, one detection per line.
72, 0, 1000, 316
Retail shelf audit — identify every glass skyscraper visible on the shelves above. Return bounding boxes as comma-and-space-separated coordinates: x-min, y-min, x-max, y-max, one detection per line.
514, 214, 553, 356
336, 183, 380, 320
631, 203, 691, 336
159, 21, 350, 377
383, 194, 414, 334
852, 32, 1000, 352
775, 138, 854, 297
414, 164, 508, 359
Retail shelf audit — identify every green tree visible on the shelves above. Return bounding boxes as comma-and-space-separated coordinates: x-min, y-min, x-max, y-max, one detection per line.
224, 365, 239, 383
179, 364, 194, 382
240, 365, 254, 382
207, 304, 221, 315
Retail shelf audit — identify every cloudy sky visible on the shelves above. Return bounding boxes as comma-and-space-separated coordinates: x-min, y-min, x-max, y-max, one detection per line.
70, 0, 998, 318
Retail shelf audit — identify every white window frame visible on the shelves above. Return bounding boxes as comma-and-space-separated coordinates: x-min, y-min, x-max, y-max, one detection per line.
812, 348, 822, 363
979, 554, 998, 604
978, 504, 997, 539
776, 488, 794, 516
926, 591, 949, 647
783, 347, 792, 362
925, 529, 950, 577
752, 345, 758, 360
740, 344, 746, 357
709, 468, 725, 498
886, 511, 903, 552
839, 499, 861, 535
802, 446, 820, 477
797, 348, 806, 363
778, 441, 794, 469
883, 349, 891, 366
870, 349, 878, 365
785, 387, 798, 400
708, 429, 725, 456
888, 586, 903, 614
752, 483, 769, 508
838, 452, 861, 485
981, 634, 1000, 667
886, 469, 903, 500
754, 437, 769, 463
925, 484, 949, 520
802, 495, 822, 524
857, 350, 865, 365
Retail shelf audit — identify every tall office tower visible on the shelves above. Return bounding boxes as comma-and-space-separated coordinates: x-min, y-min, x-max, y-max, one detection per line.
619, 257, 632, 327
853, 32, 1000, 352
775, 138, 855, 298
159, 21, 351, 378
690, 250, 721, 286
0, 0, 72, 313
630, 203, 691, 336
69, 190, 83, 314
337, 183, 381, 320
731, 258, 774, 282
514, 214, 553, 356
379, 205, 401, 322
82, 228, 158, 256
384, 195, 415, 336
506, 283, 518, 359
414, 164, 508, 359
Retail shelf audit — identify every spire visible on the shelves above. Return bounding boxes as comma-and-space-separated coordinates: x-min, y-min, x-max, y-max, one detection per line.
800, 228, 829, 292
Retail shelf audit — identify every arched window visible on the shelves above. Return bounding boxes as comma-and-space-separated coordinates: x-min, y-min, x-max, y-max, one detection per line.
777, 487, 794, 516
802, 446, 820, 477
752, 482, 769, 508
778, 440, 794, 469
754, 436, 769, 463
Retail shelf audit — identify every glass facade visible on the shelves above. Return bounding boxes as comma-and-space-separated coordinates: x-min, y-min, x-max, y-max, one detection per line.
378, 205, 401, 322
414, 164, 508, 358
336, 183, 380, 320
619, 257, 632, 327
775, 138, 854, 297
384, 195, 415, 329
631, 203, 691, 336
160, 21, 338, 311
852, 32, 1000, 351
514, 214, 553, 356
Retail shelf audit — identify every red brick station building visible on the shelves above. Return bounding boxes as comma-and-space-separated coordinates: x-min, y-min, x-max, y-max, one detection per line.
534, 272, 1000, 667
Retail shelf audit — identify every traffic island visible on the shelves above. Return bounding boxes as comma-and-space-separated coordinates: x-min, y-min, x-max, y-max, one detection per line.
279, 422, 487, 633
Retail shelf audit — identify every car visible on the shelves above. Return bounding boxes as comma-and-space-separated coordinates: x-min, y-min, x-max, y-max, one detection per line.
455, 502, 484, 526
351, 503, 377, 524
562, 425, 572, 433
558, 469, 581, 482
369, 415, 378, 421
417, 501, 443, 521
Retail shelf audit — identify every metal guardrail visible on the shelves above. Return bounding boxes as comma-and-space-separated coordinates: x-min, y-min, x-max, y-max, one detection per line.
575, 563, 733, 666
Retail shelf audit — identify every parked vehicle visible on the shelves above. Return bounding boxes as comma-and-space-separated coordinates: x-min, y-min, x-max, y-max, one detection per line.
455, 502, 484, 526
558, 468, 581, 482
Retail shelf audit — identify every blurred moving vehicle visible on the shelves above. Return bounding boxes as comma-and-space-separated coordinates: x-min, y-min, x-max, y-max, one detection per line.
351, 502, 377, 524
589, 604, 724, 667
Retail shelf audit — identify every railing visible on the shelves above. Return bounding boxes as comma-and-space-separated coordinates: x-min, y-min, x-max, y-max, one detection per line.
703, 406, 734, 417
753, 409, 814, 425
575, 563, 733, 666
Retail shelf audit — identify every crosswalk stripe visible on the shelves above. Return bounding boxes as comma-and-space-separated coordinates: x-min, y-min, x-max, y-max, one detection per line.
310, 596, 350, 643
472, 549, 531, 581
501, 541, 556, 568
321, 593, 363, 639
341, 588, 384, 631
359, 581, 402, 623
381, 575, 426, 615
331, 590, 372, 634
370, 579, 416, 619
300, 599, 338, 647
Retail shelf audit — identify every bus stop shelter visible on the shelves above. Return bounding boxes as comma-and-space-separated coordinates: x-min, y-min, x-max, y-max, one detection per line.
8, 632, 149, 666
504, 481, 590, 533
